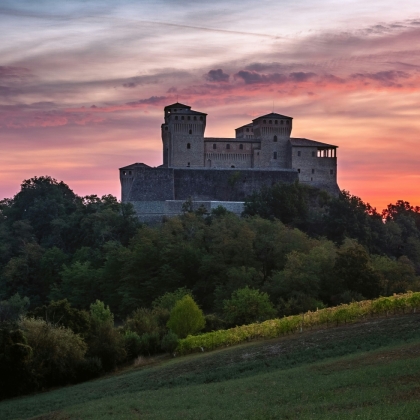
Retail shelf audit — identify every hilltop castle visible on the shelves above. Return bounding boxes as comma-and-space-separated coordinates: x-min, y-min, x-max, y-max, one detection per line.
120, 102, 339, 221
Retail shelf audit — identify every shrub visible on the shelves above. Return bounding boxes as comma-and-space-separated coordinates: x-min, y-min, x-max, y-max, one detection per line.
138, 331, 161, 356
161, 331, 179, 353
19, 318, 87, 387
87, 323, 126, 371
125, 308, 160, 336
90, 300, 114, 326
124, 330, 142, 359
203, 314, 228, 332
167, 295, 205, 339
223, 287, 276, 326
152, 287, 192, 311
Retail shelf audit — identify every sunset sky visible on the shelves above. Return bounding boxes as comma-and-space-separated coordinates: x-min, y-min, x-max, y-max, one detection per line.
1, 0, 419, 211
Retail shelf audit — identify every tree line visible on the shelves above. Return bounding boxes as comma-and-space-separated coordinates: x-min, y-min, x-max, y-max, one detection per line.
1, 176, 419, 398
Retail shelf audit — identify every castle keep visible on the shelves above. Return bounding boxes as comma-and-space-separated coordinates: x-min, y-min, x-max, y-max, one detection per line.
120, 102, 339, 221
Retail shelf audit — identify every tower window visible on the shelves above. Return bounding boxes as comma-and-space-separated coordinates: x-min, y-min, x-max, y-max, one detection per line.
286, 120, 289, 125
200, 116, 203, 121
122, 171, 127, 175
275, 120, 278, 124
269, 120, 272, 124
194, 116, 197, 120
213, 143, 217, 149
273, 152, 277, 159
164, 126, 168, 131
181, 116, 184, 120
189, 129, 192, 134
226, 144, 230, 150
239, 144, 243, 150
312, 169, 315, 174
187, 116, 190, 120
297, 151, 301, 157
187, 143, 191, 149
273, 135, 277, 142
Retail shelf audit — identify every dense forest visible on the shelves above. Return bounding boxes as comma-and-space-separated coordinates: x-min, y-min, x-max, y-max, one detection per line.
1, 176, 420, 398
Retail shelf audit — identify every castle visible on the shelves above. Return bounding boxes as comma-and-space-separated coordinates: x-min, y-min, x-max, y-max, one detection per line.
120, 102, 339, 221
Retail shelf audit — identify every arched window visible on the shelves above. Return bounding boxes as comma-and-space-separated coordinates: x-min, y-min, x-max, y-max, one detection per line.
239, 144, 243, 150
280, 120, 284, 125
213, 143, 217, 150
226, 144, 230, 150
187, 143, 191, 149
187, 116, 191, 120
189, 129, 192, 134
273, 135, 277, 142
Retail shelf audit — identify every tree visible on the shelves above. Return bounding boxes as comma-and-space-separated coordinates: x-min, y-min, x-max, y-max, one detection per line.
167, 295, 205, 338
0, 293, 30, 322
152, 287, 192, 312
223, 287, 276, 326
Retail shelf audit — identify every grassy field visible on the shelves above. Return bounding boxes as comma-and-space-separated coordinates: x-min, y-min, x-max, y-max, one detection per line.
1, 314, 420, 419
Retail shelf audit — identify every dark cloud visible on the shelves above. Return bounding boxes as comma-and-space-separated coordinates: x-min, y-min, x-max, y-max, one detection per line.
206, 69, 230, 82
122, 82, 137, 88
126, 95, 168, 106
234, 70, 288, 85
167, 86, 177, 93
289, 72, 316, 82
350, 70, 410, 86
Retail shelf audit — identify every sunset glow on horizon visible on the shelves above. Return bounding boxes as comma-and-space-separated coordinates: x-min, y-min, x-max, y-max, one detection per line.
1, 0, 420, 211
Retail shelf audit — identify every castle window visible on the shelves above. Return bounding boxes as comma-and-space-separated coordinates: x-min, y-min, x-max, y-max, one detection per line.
297, 168, 300, 173
311, 177, 313, 181
297, 151, 301, 157
175, 116, 178, 120
281, 120, 284, 125
129, 171, 132, 175
122, 171, 127, 175
189, 129, 192, 134
187, 143, 191, 149
165, 126, 168, 131
181, 116, 184, 120
312, 169, 315, 174
187, 116, 191, 120
330, 169, 334, 175
273, 152, 277, 159
269, 120, 272, 124
275, 120, 278, 125
273, 135, 277, 142
226, 144, 230, 150
263, 120, 266, 124
213, 143, 217, 149
246, 128, 249, 132
200, 116, 203, 121
239, 144, 243, 150
231, 165, 235, 168
194, 116, 197, 120
286, 120, 289, 125
187, 162, 190, 167
312, 151, 315, 157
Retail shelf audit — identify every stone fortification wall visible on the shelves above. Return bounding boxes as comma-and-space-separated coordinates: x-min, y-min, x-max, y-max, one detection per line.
123, 166, 299, 203
173, 168, 298, 202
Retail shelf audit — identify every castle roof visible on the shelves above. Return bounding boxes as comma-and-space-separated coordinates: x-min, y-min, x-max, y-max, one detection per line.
120, 163, 151, 170
253, 112, 293, 121
164, 102, 191, 110
205, 137, 254, 143
290, 138, 338, 148
235, 123, 254, 130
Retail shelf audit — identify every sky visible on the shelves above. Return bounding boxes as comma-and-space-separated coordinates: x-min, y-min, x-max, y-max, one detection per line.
1, 0, 419, 211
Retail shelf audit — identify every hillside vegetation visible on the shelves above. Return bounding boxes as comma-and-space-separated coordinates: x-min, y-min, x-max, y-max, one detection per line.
1, 176, 420, 399
0, 313, 420, 419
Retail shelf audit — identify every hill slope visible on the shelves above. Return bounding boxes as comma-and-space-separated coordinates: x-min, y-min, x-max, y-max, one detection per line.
2, 314, 420, 419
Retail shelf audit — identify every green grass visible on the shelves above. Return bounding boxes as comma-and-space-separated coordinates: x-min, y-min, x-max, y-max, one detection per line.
2, 314, 420, 419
